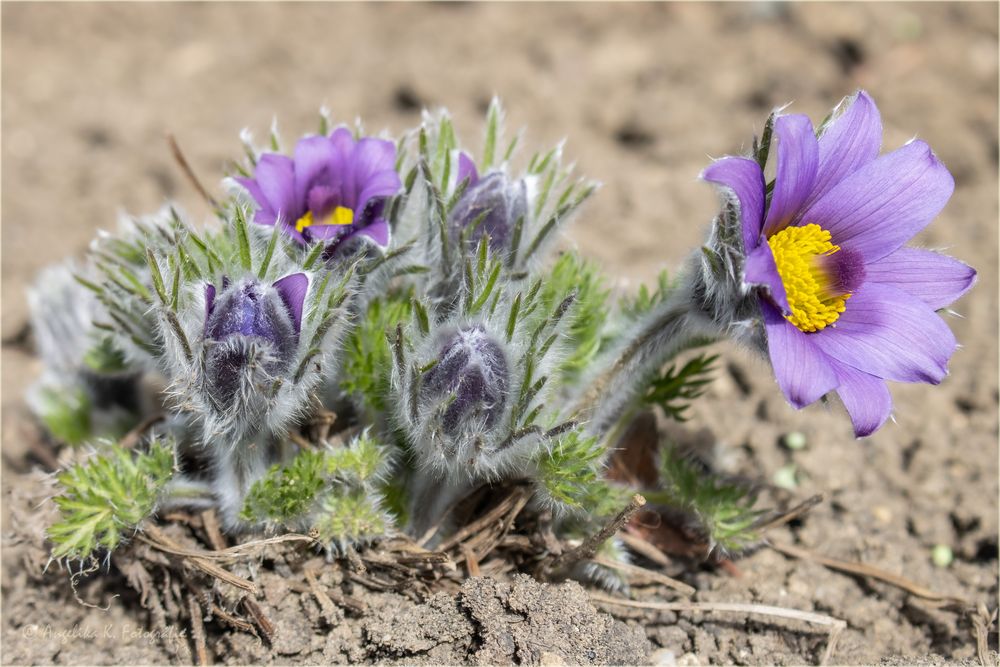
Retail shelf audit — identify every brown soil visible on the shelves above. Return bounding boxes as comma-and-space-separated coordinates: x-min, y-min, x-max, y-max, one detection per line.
2, 2, 997, 665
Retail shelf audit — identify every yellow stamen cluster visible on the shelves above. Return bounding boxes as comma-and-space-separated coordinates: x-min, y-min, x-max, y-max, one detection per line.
766, 223, 851, 333
295, 206, 355, 234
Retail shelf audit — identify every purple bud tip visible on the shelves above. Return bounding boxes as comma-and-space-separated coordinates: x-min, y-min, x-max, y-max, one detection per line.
448, 173, 527, 253
421, 325, 509, 436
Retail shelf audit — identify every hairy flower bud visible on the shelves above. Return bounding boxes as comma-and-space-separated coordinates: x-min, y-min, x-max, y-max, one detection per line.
203, 274, 306, 408
448, 173, 527, 253
420, 325, 509, 436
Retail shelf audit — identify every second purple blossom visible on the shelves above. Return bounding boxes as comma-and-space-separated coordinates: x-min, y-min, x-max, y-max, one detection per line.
237, 128, 402, 253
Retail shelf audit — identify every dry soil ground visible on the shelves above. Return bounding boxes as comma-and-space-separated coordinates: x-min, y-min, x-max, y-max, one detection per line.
2, 2, 997, 665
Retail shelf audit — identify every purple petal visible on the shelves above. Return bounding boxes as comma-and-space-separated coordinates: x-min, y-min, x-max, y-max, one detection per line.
356, 170, 402, 212
762, 301, 839, 408
803, 90, 882, 212
293, 135, 337, 209
457, 152, 479, 187
352, 137, 396, 178
762, 114, 819, 237
744, 243, 790, 314
816, 282, 956, 384
701, 156, 765, 251
798, 140, 954, 263
351, 218, 390, 249
832, 361, 892, 438
254, 154, 298, 220
303, 223, 349, 241
252, 209, 279, 228
272, 273, 308, 335
276, 212, 307, 245
329, 127, 356, 156
235, 177, 274, 216
864, 247, 977, 311
205, 283, 216, 321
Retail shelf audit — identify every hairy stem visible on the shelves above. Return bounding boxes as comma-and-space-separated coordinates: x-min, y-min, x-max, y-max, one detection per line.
571, 269, 717, 437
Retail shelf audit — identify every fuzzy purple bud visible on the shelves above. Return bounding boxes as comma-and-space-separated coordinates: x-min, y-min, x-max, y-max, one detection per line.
421, 325, 509, 436
448, 173, 527, 253
202, 275, 307, 406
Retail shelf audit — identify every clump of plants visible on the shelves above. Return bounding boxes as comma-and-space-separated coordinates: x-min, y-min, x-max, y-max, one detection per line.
29, 94, 974, 597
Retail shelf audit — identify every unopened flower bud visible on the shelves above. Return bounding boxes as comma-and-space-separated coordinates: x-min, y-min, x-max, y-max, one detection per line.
420, 325, 509, 436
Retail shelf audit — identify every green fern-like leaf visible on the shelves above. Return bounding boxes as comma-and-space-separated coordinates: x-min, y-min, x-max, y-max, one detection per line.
535, 429, 628, 517
647, 447, 765, 556
643, 353, 718, 421
48, 439, 175, 561
537, 252, 612, 383
619, 268, 674, 321
340, 292, 412, 418
240, 450, 326, 524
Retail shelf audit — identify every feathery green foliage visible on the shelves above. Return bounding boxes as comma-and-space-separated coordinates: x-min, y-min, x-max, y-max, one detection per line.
537, 252, 611, 383
48, 439, 175, 561
648, 447, 765, 556
240, 449, 327, 524
620, 268, 674, 321
534, 429, 629, 516
314, 488, 390, 544
340, 292, 412, 417
240, 432, 393, 545
643, 353, 718, 421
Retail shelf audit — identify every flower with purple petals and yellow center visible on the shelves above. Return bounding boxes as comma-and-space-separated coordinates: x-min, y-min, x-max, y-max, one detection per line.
236, 128, 402, 253
703, 91, 976, 437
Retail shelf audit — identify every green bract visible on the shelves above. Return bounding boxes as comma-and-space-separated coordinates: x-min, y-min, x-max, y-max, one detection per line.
48, 439, 175, 561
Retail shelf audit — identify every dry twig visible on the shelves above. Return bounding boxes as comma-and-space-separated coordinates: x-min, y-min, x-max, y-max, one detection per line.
187, 594, 210, 666
769, 540, 970, 607
590, 592, 846, 666
166, 133, 218, 209
548, 494, 646, 572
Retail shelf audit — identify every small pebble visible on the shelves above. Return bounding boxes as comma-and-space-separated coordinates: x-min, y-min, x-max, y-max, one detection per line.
782, 431, 807, 450
773, 464, 798, 490
931, 544, 954, 568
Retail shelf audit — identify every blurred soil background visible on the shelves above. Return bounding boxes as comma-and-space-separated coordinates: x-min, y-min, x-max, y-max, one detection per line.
1, 2, 997, 664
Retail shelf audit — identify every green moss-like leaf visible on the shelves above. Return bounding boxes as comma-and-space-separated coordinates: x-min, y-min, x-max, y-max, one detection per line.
313, 488, 389, 545
535, 429, 628, 517
647, 447, 765, 555
240, 450, 326, 524
537, 252, 612, 384
339, 292, 412, 418
48, 439, 175, 561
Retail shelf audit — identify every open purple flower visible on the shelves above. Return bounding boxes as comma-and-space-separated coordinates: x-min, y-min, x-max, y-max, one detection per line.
236, 128, 401, 253
702, 91, 975, 437
447, 153, 527, 253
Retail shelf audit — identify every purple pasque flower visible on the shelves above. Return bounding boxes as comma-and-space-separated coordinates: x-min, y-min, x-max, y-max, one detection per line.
203, 273, 308, 404
448, 152, 527, 253
236, 128, 401, 252
702, 91, 976, 437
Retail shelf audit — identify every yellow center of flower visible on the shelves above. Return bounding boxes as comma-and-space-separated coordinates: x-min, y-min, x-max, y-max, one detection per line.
294, 206, 354, 233
766, 223, 851, 333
